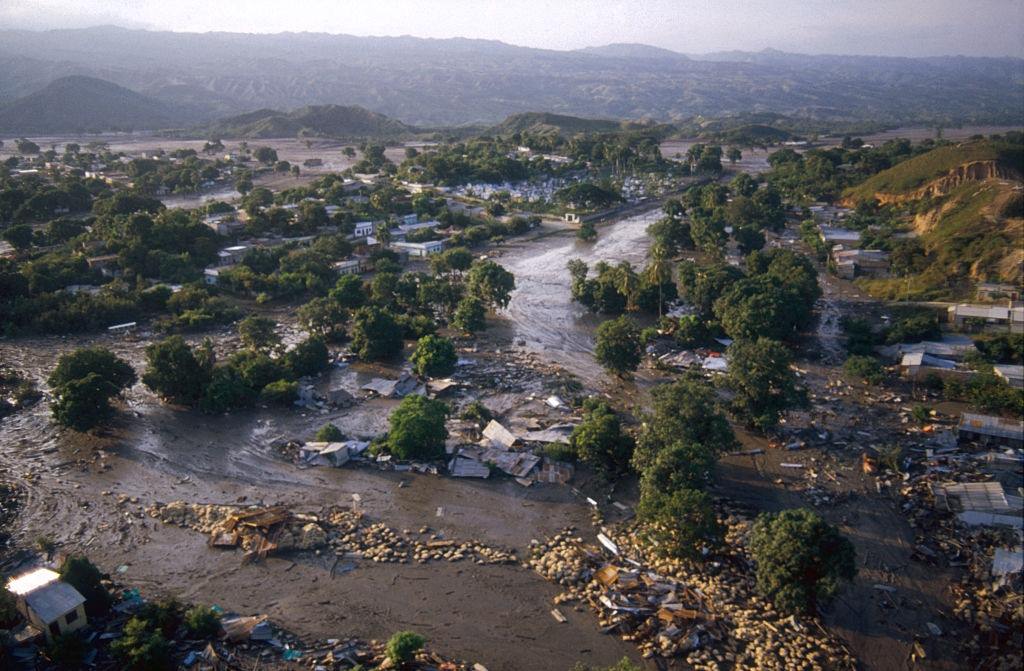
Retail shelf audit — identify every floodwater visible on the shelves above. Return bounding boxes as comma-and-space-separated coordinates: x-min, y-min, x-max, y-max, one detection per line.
496, 209, 662, 380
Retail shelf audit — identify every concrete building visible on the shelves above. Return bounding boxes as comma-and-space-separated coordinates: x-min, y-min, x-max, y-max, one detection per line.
391, 240, 445, 257
333, 258, 366, 276
6, 568, 88, 642
216, 245, 250, 267
833, 248, 890, 279
86, 254, 121, 278
204, 212, 244, 236
350, 221, 375, 239
947, 303, 1024, 334
958, 413, 1024, 449
818, 226, 860, 247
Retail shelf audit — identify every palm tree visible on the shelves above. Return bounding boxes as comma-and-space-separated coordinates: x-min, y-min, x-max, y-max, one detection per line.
614, 261, 640, 312
646, 242, 672, 318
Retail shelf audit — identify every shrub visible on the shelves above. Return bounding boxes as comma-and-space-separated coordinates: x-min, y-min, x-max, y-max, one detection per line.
315, 423, 344, 442
136, 598, 183, 637
458, 400, 492, 424
636, 488, 722, 561
568, 400, 634, 478
45, 632, 88, 668
544, 442, 576, 462
111, 617, 172, 671
260, 379, 298, 405
184, 605, 221, 639
386, 631, 426, 665
843, 355, 885, 384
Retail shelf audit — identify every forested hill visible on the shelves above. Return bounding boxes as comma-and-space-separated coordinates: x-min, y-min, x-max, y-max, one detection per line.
0, 26, 1020, 127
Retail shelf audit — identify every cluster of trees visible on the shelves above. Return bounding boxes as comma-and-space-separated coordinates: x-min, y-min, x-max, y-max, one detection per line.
568, 259, 677, 317
397, 139, 532, 185
142, 317, 329, 414
296, 255, 514, 364
0, 172, 99, 224
633, 378, 735, 560
565, 131, 670, 175
47, 347, 136, 431
765, 138, 934, 202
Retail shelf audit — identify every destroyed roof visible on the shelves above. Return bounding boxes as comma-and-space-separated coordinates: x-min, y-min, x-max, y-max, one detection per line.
992, 548, 1024, 576
448, 455, 491, 478
482, 419, 517, 449
878, 335, 976, 361
24, 581, 85, 624
901, 352, 957, 369
959, 413, 1024, 440
935, 481, 1010, 513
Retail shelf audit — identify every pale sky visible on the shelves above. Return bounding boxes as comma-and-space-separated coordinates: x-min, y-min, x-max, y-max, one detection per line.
2, 0, 1023, 57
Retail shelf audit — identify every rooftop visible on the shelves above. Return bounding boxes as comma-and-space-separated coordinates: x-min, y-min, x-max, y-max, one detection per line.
24, 581, 86, 624
6, 567, 59, 596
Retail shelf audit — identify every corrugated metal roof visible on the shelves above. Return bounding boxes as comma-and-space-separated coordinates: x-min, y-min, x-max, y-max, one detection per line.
24, 582, 85, 624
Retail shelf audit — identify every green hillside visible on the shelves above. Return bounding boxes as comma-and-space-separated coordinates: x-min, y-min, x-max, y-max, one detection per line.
845, 140, 1023, 202
848, 140, 1024, 300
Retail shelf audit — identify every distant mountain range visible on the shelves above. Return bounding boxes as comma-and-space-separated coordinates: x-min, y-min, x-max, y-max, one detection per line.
0, 26, 1020, 131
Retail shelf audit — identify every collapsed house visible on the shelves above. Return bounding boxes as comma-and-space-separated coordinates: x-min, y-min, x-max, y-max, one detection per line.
958, 413, 1024, 450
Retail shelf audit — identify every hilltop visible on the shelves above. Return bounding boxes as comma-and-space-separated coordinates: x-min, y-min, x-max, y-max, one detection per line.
845, 140, 1024, 298
0, 75, 187, 133
205, 105, 414, 140
488, 112, 629, 137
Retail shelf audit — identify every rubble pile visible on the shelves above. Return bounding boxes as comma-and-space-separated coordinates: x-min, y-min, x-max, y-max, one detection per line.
148, 502, 516, 567
528, 521, 857, 671
896, 472, 1023, 671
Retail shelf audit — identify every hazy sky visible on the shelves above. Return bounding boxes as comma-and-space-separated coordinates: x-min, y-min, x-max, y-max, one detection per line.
2, 0, 1023, 57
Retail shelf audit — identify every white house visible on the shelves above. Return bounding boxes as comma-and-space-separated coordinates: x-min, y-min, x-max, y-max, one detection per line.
216, 245, 250, 267
6, 568, 88, 642
392, 240, 445, 257
333, 258, 365, 276
350, 221, 375, 239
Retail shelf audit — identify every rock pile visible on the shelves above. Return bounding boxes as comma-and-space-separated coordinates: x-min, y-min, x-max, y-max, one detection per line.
148, 502, 517, 567
528, 520, 857, 671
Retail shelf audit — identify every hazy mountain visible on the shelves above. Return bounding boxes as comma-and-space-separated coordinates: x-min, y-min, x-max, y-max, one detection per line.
0, 75, 188, 133
206, 105, 413, 139
0, 26, 1020, 129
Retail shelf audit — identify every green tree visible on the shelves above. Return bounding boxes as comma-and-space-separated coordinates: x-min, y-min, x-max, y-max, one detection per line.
350, 306, 403, 361
238, 315, 281, 353
386, 395, 448, 460
577, 220, 598, 241
644, 242, 673, 318
466, 260, 515, 309
284, 338, 328, 379
453, 295, 487, 333
46, 632, 88, 669
51, 373, 120, 431
594, 316, 642, 375
724, 338, 806, 432
633, 378, 735, 473
199, 365, 257, 414
49, 347, 136, 391
636, 487, 722, 561
386, 630, 426, 666
638, 440, 716, 500
330, 273, 368, 309
253, 146, 278, 165
568, 400, 634, 478
410, 334, 457, 378
59, 555, 110, 616
297, 296, 348, 342
726, 147, 743, 165
2, 224, 33, 250
734, 226, 765, 255
143, 336, 213, 406
749, 508, 857, 615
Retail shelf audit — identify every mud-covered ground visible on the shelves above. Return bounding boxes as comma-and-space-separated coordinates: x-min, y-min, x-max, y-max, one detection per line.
0, 209, 974, 670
